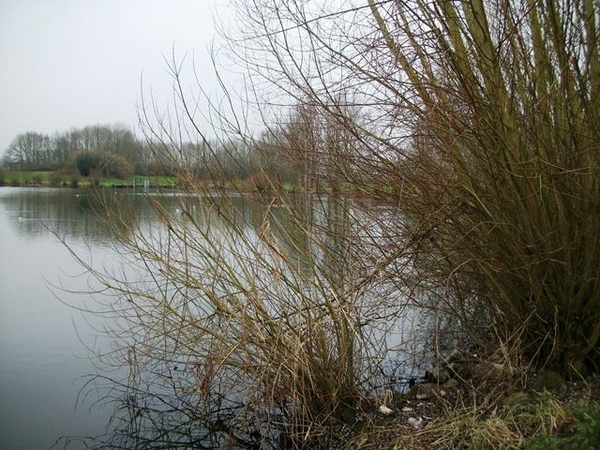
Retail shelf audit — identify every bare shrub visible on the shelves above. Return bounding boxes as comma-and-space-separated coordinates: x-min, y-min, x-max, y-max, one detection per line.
225, 0, 600, 375
367, 0, 600, 375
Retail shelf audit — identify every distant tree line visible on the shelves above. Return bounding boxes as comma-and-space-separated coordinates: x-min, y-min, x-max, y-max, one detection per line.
1, 124, 149, 177
1, 116, 362, 189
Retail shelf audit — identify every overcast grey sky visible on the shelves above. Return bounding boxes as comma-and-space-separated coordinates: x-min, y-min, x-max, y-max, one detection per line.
0, 0, 225, 155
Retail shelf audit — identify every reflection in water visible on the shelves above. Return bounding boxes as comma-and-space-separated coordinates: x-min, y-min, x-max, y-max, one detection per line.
0, 187, 116, 450
0, 187, 147, 244
60, 190, 433, 449
0, 187, 432, 450
0, 187, 190, 450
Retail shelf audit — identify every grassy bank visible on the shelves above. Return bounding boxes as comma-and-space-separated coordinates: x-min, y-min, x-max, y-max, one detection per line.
0, 170, 176, 188
342, 376, 600, 450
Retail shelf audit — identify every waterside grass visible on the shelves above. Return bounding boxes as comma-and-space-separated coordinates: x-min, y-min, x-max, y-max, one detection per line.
341, 379, 600, 450
0, 170, 176, 188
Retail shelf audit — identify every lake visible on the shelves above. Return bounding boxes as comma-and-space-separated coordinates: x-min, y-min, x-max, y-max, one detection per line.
0, 187, 150, 450
0, 186, 431, 449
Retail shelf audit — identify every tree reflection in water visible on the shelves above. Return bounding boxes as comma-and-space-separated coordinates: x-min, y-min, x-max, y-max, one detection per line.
66, 191, 431, 450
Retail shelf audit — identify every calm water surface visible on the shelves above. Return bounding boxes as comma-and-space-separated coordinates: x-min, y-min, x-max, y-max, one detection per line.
0, 187, 146, 450
0, 187, 430, 449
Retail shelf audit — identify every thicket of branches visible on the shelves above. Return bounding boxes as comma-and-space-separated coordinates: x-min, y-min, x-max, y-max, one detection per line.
363, 0, 600, 376
68, 1, 599, 449
220, 0, 600, 375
